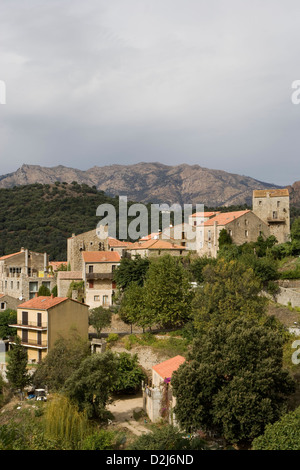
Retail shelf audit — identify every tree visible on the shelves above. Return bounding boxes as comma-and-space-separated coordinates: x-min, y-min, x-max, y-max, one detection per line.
118, 282, 149, 330
192, 258, 267, 332
218, 228, 232, 248
128, 425, 207, 450
6, 336, 31, 393
89, 306, 112, 337
252, 406, 300, 450
32, 330, 90, 391
112, 352, 146, 394
172, 317, 296, 445
0, 309, 17, 339
113, 255, 150, 290
142, 255, 193, 329
63, 351, 118, 419
189, 256, 217, 284
38, 285, 51, 296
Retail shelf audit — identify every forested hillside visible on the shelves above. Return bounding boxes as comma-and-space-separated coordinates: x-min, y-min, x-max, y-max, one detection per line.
0, 182, 123, 261
0, 182, 299, 262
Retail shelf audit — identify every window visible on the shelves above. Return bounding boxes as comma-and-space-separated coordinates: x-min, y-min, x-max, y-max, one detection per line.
277, 201, 280, 208
17, 281, 20, 290
94, 295, 100, 302
258, 200, 262, 206
273, 211, 278, 219
22, 311, 28, 325
10, 281, 13, 289
1, 303, 5, 310
245, 230, 248, 238
22, 330, 28, 343
208, 230, 211, 241
88, 280, 94, 289
89, 265, 94, 273
102, 295, 109, 307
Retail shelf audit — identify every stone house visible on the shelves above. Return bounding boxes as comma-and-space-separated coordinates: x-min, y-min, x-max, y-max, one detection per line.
82, 251, 121, 309
0, 248, 56, 302
143, 355, 185, 425
195, 210, 269, 258
127, 239, 187, 259
57, 271, 83, 298
191, 189, 291, 257
252, 189, 290, 244
9, 295, 89, 363
67, 226, 109, 272
0, 294, 22, 312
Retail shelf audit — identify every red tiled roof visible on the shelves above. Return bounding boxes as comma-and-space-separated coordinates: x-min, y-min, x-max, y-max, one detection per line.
108, 237, 133, 247
49, 261, 68, 270
17, 296, 69, 310
0, 251, 23, 260
82, 251, 121, 263
203, 210, 251, 226
152, 355, 186, 380
190, 211, 221, 218
140, 232, 161, 241
128, 239, 186, 251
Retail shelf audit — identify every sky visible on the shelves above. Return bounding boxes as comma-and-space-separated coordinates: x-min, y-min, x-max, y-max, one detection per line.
0, 0, 300, 186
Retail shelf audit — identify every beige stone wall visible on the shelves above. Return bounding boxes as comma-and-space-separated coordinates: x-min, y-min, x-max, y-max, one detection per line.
252, 192, 290, 244
67, 227, 109, 271
196, 212, 269, 258
0, 250, 55, 301
86, 280, 114, 309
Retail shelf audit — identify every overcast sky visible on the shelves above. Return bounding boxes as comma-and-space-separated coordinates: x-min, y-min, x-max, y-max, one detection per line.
0, 0, 300, 185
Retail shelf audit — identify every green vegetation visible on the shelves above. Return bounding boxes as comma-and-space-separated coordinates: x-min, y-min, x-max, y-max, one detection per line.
0, 182, 152, 260
252, 406, 300, 450
111, 352, 146, 394
6, 337, 31, 393
128, 425, 207, 450
32, 331, 91, 391
89, 306, 112, 337
0, 309, 17, 339
172, 317, 296, 446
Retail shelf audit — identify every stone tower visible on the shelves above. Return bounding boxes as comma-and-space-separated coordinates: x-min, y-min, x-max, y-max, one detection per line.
252, 189, 290, 244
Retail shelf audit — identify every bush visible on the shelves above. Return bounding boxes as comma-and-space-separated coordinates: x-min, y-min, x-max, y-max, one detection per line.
106, 333, 119, 343
252, 406, 300, 450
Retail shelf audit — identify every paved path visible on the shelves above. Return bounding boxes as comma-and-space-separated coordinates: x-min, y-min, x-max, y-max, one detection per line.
107, 394, 150, 436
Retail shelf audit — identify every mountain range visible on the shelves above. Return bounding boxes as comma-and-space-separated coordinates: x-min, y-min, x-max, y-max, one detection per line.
0, 162, 299, 207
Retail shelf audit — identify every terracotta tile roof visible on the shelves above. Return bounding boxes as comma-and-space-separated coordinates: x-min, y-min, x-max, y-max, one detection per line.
17, 296, 69, 310
152, 355, 186, 380
57, 271, 83, 280
108, 237, 133, 247
82, 251, 121, 263
203, 210, 251, 226
128, 239, 186, 251
49, 261, 68, 270
0, 251, 23, 260
190, 211, 221, 218
253, 188, 289, 198
140, 232, 161, 241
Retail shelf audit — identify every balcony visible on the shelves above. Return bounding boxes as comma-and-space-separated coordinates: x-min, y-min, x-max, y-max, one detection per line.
86, 272, 113, 280
9, 338, 47, 349
8, 321, 47, 331
267, 217, 286, 224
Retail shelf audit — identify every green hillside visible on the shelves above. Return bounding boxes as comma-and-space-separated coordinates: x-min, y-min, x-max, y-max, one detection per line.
0, 182, 126, 261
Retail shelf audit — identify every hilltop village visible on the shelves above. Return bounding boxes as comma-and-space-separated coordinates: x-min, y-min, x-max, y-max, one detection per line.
0, 187, 300, 451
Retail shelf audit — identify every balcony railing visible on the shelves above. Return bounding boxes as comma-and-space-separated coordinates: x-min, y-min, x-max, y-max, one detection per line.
21, 339, 47, 348
8, 321, 47, 330
86, 273, 113, 280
